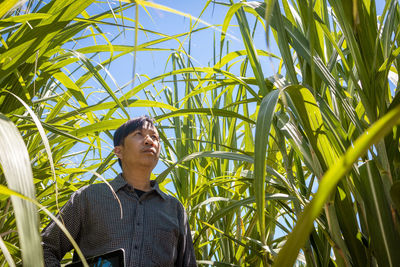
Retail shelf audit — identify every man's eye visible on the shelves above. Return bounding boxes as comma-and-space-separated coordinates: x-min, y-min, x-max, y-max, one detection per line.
152, 135, 159, 140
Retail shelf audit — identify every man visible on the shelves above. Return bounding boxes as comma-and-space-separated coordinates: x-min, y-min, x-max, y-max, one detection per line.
42, 116, 197, 267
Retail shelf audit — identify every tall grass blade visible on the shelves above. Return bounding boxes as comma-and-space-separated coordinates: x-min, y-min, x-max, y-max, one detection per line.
0, 185, 89, 267
0, 114, 43, 267
0, 0, 20, 18
0, 235, 15, 267
357, 161, 400, 267
254, 89, 280, 243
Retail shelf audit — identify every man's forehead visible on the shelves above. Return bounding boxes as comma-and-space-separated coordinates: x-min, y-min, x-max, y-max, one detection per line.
139, 122, 158, 132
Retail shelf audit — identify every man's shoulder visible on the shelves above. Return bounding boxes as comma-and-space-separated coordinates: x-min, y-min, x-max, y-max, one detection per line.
73, 180, 117, 199
162, 192, 180, 202
159, 192, 186, 210
76, 181, 104, 192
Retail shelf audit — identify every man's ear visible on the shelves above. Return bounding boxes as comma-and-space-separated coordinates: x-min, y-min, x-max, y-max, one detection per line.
114, 146, 122, 159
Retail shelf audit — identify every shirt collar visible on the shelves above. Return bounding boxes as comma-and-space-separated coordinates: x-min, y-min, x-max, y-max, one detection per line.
109, 174, 127, 192
110, 173, 167, 200
149, 179, 167, 200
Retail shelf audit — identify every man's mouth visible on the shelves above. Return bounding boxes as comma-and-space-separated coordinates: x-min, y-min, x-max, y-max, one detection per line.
142, 148, 156, 154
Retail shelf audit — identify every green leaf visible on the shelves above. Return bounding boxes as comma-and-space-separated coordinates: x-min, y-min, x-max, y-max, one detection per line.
273, 101, 400, 267
285, 85, 338, 172
246, 1, 298, 84
356, 161, 400, 267
68, 51, 129, 118
0, 184, 89, 267
254, 89, 280, 242
0, 114, 43, 267
0, 235, 16, 267
156, 151, 253, 183
226, 3, 269, 95
391, 181, 400, 212
155, 108, 255, 124
0, 0, 19, 18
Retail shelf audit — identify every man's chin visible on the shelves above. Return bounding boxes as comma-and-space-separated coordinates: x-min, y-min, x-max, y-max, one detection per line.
139, 158, 159, 168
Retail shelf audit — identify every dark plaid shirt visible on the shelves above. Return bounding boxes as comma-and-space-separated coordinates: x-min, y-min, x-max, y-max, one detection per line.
42, 174, 197, 267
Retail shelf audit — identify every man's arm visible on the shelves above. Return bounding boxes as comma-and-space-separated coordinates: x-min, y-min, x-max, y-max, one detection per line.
42, 189, 84, 267
176, 205, 197, 267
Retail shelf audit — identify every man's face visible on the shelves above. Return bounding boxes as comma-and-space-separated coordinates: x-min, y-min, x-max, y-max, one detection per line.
114, 122, 161, 170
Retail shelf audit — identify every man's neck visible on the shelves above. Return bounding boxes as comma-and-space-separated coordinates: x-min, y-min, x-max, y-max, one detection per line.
122, 166, 152, 191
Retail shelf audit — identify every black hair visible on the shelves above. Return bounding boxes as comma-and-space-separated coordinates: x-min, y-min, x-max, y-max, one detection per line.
113, 116, 156, 168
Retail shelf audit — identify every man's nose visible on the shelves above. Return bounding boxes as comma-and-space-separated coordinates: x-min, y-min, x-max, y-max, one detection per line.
144, 135, 154, 145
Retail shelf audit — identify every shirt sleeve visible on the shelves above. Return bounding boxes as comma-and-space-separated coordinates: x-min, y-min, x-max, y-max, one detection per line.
176, 204, 197, 267
41, 189, 84, 267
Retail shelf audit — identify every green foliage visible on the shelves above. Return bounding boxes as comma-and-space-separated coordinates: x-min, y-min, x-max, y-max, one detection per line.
1, 0, 400, 266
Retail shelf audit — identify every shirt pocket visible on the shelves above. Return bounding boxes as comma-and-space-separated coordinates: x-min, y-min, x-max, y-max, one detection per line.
151, 229, 178, 266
